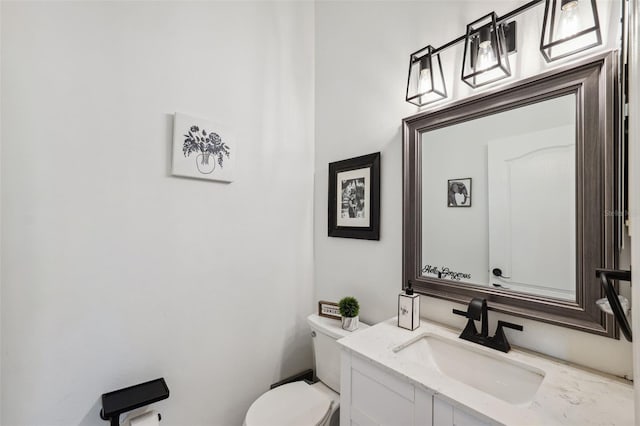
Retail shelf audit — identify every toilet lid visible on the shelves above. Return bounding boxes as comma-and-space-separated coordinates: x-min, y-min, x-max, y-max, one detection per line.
245, 381, 332, 426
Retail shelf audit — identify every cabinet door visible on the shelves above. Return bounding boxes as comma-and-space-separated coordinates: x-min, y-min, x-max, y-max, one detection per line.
433, 396, 488, 426
342, 351, 488, 426
345, 354, 420, 426
453, 408, 489, 426
433, 396, 453, 426
351, 368, 413, 425
414, 387, 434, 426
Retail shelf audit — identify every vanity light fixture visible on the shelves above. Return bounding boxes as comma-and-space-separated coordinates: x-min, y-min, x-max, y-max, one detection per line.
406, 0, 604, 105
461, 13, 514, 88
540, 0, 602, 62
406, 45, 447, 106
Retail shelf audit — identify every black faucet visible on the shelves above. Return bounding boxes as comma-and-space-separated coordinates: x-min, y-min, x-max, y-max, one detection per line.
452, 298, 523, 353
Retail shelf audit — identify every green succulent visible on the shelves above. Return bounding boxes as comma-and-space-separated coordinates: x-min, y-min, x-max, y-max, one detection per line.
338, 296, 360, 318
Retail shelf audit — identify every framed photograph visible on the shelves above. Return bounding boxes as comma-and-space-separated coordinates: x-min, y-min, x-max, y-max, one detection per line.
318, 301, 341, 320
172, 112, 235, 183
447, 177, 472, 207
328, 152, 380, 240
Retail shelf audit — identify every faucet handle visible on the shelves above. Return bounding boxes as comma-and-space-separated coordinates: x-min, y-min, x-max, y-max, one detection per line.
452, 308, 470, 318
497, 320, 523, 331
490, 320, 523, 353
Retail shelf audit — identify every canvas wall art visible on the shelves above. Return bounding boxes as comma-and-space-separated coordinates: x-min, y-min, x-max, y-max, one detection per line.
172, 113, 234, 182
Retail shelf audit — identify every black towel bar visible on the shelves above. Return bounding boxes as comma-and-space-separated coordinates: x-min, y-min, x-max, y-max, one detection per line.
595, 268, 632, 342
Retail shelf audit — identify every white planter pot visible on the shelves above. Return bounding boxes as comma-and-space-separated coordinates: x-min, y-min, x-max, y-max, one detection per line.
342, 316, 359, 331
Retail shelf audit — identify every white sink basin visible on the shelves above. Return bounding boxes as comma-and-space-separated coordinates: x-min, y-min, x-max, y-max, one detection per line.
394, 334, 545, 405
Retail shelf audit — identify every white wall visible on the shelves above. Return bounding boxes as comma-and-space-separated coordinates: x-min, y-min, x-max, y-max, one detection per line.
314, 0, 633, 378
1, 2, 314, 425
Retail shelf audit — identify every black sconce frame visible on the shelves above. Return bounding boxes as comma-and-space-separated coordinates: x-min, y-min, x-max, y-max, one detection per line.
461, 12, 512, 88
405, 45, 447, 106
540, 0, 602, 62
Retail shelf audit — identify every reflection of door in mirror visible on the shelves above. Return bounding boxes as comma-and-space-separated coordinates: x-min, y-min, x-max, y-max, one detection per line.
421, 94, 576, 301
488, 120, 575, 300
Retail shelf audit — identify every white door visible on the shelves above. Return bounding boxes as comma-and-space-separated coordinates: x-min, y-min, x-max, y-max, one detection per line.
488, 125, 576, 300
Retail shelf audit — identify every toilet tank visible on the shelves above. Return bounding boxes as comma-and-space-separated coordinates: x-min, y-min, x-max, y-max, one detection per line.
307, 314, 369, 393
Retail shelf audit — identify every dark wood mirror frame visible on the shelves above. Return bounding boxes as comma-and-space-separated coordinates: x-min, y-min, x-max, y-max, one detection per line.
403, 52, 620, 338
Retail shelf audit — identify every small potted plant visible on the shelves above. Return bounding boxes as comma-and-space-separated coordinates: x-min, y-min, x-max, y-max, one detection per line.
338, 296, 360, 331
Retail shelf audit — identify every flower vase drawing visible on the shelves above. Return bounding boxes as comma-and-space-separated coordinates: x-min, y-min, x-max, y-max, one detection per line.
172, 113, 235, 182
196, 153, 215, 174
182, 124, 230, 174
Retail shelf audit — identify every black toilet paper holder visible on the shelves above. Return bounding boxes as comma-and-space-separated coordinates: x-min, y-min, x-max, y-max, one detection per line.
100, 377, 169, 426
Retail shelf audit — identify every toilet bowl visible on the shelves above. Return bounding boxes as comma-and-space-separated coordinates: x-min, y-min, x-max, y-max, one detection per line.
244, 380, 338, 426
244, 314, 369, 426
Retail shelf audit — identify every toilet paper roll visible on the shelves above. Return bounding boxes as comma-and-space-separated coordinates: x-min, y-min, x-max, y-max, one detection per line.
129, 411, 160, 426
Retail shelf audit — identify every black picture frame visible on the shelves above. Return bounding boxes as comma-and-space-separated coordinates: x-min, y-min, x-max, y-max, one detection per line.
328, 152, 380, 240
447, 177, 472, 207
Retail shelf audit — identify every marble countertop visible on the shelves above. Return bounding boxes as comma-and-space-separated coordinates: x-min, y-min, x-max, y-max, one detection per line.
337, 318, 634, 426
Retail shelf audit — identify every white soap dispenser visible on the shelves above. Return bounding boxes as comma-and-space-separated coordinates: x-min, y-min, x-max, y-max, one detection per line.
398, 281, 420, 330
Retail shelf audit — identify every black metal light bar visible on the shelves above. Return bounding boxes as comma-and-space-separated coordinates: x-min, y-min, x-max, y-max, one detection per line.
406, 0, 604, 105
409, 0, 544, 58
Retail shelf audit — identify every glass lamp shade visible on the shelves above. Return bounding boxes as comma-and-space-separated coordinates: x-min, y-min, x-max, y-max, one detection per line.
540, 0, 601, 62
406, 45, 447, 107
461, 13, 511, 88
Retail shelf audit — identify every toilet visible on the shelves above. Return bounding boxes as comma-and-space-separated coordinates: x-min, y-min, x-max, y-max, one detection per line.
244, 313, 369, 426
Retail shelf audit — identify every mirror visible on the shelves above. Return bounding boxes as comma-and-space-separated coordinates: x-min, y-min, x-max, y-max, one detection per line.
421, 94, 576, 301
403, 53, 620, 337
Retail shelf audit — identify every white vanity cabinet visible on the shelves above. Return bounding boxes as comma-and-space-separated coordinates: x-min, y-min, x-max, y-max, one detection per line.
338, 319, 634, 425
341, 351, 490, 426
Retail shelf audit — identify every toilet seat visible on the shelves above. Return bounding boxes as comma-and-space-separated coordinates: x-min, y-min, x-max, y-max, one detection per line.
244, 381, 333, 426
